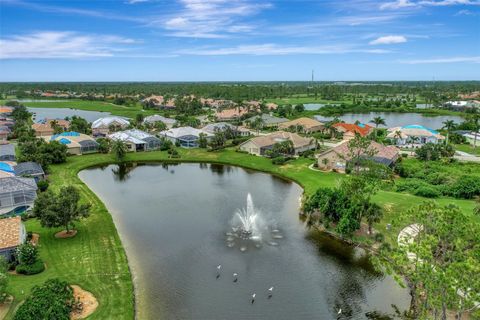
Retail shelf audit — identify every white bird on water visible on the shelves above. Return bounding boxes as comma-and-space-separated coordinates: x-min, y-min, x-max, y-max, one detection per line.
338, 308, 342, 314
268, 287, 274, 292
251, 293, 256, 304
217, 264, 222, 270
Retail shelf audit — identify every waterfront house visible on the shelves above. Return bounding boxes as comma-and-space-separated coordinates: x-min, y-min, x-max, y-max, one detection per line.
92, 116, 130, 136
387, 125, 445, 146
45, 131, 99, 155
14, 162, 45, 181
239, 131, 315, 156
32, 119, 70, 137
108, 129, 162, 152
0, 216, 26, 261
316, 140, 399, 172
0, 143, 15, 161
0, 176, 37, 215
143, 115, 177, 128
332, 123, 373, 139
159, 126, 213, 148
278, 117, 324, 133
244, 114, 289, 128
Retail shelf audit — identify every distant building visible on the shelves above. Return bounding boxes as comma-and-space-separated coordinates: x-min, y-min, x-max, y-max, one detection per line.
14, 162, 45, 181
0, 125, 10, 141
108, 129, 162, 152
461, 131, 480, 145
244, 114, 289, 128
159, 126, 213, 148
239, 131, 315, 156
215, 108, 250, 121
0, 177, 37, 215
143, 114, 177, 128
316, 140, 399, 172
387, 125, 445, 146
202, 122, 238, 135
32, 119, 70, 137
0, 143, 15, 161
92, 116, 130, 136
278, 117, 324, 133
332, 123, 373, 139
45, 132, 99, 155
0, 216, 27, 261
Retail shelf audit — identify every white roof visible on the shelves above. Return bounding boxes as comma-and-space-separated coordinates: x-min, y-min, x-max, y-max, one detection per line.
202, 122, 236, 134
108, 129, 154, 144
144, 115, 177, 125
159, 126, 212, 139
92, 116, 130, 129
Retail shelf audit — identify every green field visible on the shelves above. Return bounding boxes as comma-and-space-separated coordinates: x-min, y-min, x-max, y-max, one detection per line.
455, 143, 480, 156
0, 99, 156, 119
5, 148, 477, 319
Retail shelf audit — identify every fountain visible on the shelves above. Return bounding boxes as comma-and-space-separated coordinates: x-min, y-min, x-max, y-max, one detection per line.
226, 193, 283, 251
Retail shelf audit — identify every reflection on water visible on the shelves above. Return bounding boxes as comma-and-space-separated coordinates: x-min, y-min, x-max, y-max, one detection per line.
27, 107, 111, 122
79, 163, 409, 320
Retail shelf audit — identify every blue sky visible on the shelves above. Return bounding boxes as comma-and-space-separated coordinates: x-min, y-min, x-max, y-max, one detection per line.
0, 0, 479, 81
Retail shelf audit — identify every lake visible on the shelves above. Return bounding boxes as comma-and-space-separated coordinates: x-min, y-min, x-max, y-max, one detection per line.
28, 107, 110, 123
315, 112, 464, 129
79, 163, 409, 320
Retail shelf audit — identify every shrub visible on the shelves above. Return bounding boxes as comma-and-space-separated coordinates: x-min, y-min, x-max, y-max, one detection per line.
374, 232, 385, 243
37, 180, 49, 192
447, 176, 480, 199
13, 279, 73, 320
16, 243, 38, 265
414, 186, 441, 198
271, 156, 287, 165
16, 259, 45, 275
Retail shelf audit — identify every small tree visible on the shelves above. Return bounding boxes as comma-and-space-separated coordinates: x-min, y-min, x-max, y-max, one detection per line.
16, 243, 39, 266
198, 133, 208, 148
111, 139, 128, 161
33, 186, 90, 234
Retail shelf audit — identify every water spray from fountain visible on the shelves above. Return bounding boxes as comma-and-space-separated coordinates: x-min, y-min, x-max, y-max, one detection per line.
226, 193, 283, 251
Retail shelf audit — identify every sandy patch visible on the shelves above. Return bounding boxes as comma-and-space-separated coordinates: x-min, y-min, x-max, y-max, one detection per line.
0, 297, 13, 320
55, 230, 78, 239
70, 285, 98, 320
30, 233, 40, 246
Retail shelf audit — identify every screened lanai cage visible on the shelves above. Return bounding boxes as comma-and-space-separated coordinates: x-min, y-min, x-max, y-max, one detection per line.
0, 177, 37, 216
79, 139, 100, 154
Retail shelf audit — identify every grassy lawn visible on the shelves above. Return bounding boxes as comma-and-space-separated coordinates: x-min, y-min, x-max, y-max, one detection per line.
455, 143, 480, 156
5, 148, 477, 319
1, 99, 156, 119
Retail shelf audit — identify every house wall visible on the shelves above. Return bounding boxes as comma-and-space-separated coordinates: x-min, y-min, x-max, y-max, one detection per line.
317, 151, 346, 172
239, 140, 261, 156
293, 143, 316, 155
67, 146, 82, 155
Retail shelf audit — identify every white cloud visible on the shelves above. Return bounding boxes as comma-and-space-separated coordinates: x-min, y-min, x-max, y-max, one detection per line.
381, 0, 480, 10
156, 0, 271, 38
177, 43, 389, 55
0, 31, 137, 59
455, 8, 479, 14
400, 56, 480, 63
369, 35, 407, 44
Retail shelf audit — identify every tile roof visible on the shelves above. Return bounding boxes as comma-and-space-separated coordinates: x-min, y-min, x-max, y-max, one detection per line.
215, 108, 249, 120
333, 123, 373, 137
92, 116, 130, 129
160, 126, 212, 139
387, 125, 445, 139
0, 144, 15, 156
202, 122, 237, 134
0, 216, 24, 250
245, 114, 289, 125
278, 117, 324, 130
244, 131, 314, 149
321, 140, 399, 163
143, 115, 177, 125
108, 129, 157, 144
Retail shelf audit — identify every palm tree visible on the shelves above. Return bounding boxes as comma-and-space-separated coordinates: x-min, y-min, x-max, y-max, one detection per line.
111, 140, 128, 161
370, 116, 386, 139
393, 130, 403, 146
252, 117, 265, 136
468, 111, 480, 149
442, 120, 456, 144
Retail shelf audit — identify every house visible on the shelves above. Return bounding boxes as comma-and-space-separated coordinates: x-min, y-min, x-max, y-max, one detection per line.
239, 131, 315, 156
46, 132, 99, 155
0, 177, 37, 215
14, 162, 45, 181
142, 95, 164, 107
461, 131, 480, 145
332, 123, 373, 139
215, 108, 249, 121
0, 125, 10, 141
143, 115, 177, 128
92, 116, 130, 136
244, 114, 289, 128
0, 143, 15, 161
266, 103, 278, 110
201, 122, 238, 135
0, 106, 14, 116
316, 140, 400, 172
108, 129, 162, 152
159, 126, 213, 148
0, 216, 27, 261
278, 117, 324, 133
32, 119, 70, 137
387, 125, 445, 146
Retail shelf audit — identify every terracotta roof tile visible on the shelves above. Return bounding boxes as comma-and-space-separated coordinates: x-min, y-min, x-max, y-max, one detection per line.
0, 216, 24, 250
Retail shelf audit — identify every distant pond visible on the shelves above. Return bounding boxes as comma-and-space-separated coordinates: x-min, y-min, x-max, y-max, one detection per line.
28, 107, 110, 123
79, 163, 409, 320
315, 112, 464, 129
304, 103, 340, 111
